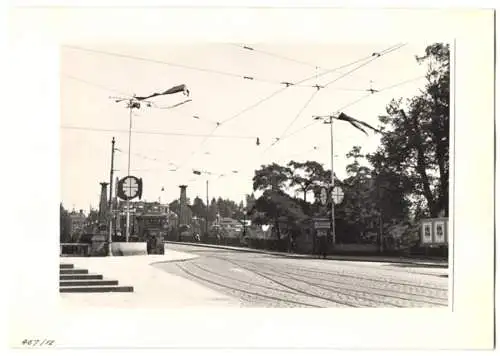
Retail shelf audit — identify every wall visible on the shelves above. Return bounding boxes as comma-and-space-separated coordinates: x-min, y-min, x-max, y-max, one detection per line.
110, 242, 148, 256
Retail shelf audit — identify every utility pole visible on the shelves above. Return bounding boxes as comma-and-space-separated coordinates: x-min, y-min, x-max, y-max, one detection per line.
315, 115, 336, 244
314, 111, 381, 246
206, 180, 209, 235
329, 117, 336, 245
110, 84, 190, 242
108, 137, 116, 256
125, 100, 134, 243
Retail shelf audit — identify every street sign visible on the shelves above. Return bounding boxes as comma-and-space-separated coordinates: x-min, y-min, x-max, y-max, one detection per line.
320, 187, 328, 205
332, 186, 344, 205
117, 176, 143, 201
313, 218, 330, 230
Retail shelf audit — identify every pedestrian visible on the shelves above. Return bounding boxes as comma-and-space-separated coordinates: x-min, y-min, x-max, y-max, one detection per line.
319, 232, 328, 259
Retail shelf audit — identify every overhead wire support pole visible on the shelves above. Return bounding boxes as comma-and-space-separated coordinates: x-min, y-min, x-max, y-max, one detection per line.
125, 99, 134, 243
110, 84, 190, 243
206, 180, 209, 236
108, 137, 116, 255
329, 116, 336, 245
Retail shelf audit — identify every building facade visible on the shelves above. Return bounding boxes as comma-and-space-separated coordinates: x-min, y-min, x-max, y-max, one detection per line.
68, 209, 87, 241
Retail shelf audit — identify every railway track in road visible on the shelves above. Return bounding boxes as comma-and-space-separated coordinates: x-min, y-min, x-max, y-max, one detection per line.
158, 246, 448, 307
212, 256, 448, 308
240, 263, 448, 307
187, 260, 367, 307
212, 257, 403, 307
233, 257, 448, 290
174, 263, 322, 307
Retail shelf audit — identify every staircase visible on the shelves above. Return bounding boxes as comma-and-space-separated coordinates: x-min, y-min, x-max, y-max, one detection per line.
60, 263, 134, 293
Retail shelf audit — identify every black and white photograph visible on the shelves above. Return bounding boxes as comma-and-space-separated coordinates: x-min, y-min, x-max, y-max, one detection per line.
59, 40, 450, 308
7, 4, 494, 351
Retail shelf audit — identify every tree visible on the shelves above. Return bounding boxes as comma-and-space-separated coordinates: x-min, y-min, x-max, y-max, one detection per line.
246, 193, 256, 211
253, 189, 308, 239
253, 163, 292, 192
287, 160, 328, 202
190, 196, 206, 218
169, 199, 181, 216
370, 43, 449, 218
208, 198, 218, 223
85, 208, 99, 233
60, 203, 71, 243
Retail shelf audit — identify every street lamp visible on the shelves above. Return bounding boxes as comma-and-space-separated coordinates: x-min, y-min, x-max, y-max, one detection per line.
111, 84, 190, 242
313, 111, 382, 245
242, 209, 247, 236
192, 169, 239, 237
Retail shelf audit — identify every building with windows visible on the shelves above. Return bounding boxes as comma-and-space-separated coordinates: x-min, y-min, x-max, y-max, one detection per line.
68, 209, 87, 241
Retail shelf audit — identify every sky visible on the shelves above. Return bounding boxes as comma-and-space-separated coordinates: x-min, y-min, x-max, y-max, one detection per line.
60, 42, 431, 212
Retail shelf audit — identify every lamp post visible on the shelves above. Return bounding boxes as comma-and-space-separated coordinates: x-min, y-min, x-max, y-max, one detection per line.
313, 115, 336, 244
192, 169, 239, 237
125, 99, 140, 242
111, 84, 190, 242
108, 137, 116, 256
242, 209, 247, 236
313, 111, 382, 246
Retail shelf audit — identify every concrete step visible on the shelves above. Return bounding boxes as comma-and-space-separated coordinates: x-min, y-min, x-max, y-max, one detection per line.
60, 274, 103, 280
60, 269, 89, 275
59, 264, 74, 269
60, 280, 119, 287
60, 286, 134, 293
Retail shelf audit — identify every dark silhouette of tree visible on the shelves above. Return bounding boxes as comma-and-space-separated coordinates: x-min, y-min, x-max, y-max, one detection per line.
370, 43, 449, 218
287, 160, 327, 202
190, 196, 206, 218
60, 203, 72, 243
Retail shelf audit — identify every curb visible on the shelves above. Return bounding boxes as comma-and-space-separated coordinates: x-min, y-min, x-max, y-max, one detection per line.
149, 257, 198, 266
165, 241, 448, 267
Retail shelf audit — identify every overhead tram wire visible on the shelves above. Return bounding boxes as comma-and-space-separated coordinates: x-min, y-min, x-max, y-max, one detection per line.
233, 44, 325, 70
175, 43, 405, 172
219, 43, 404, 127
62, 73, 133, 96
64, 45, 343, 90
66, 43, 402, 174
274, 72, 425, 146
260, 82, 322, 155
259, 43, 406, 155
174, 51, 379, 171
59, 125, 259, 140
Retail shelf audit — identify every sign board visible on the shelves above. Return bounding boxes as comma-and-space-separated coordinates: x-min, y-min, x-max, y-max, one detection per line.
420, 218, 448, 245
434, 221, 446, 243
313, 219, 330, 230
421, 222, 433, 244
117, 176, 143, 201
332, 186, 344, 205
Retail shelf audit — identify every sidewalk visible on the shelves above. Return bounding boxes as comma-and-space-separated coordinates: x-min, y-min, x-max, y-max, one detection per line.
60, 249, 241, 309
166, 241, 449, 267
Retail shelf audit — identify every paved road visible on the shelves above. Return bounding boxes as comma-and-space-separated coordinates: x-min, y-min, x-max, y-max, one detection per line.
156, 244, 449, 308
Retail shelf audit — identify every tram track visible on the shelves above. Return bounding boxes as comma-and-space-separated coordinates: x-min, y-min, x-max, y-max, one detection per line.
174, 263, 326, 307
212, 256, 447, 307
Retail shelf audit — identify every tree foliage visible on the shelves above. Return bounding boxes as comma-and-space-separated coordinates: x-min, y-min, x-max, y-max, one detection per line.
60, 203, 72, 243
369, 43, 449, 218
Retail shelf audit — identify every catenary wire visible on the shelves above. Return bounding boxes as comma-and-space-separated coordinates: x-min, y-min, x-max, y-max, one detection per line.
256, 44, 406, 154
174, 43, 404, 173
275, 72, 425, 145
64, 45, 358, 90
260, 88, 322, 154
60, 125, 259, 140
